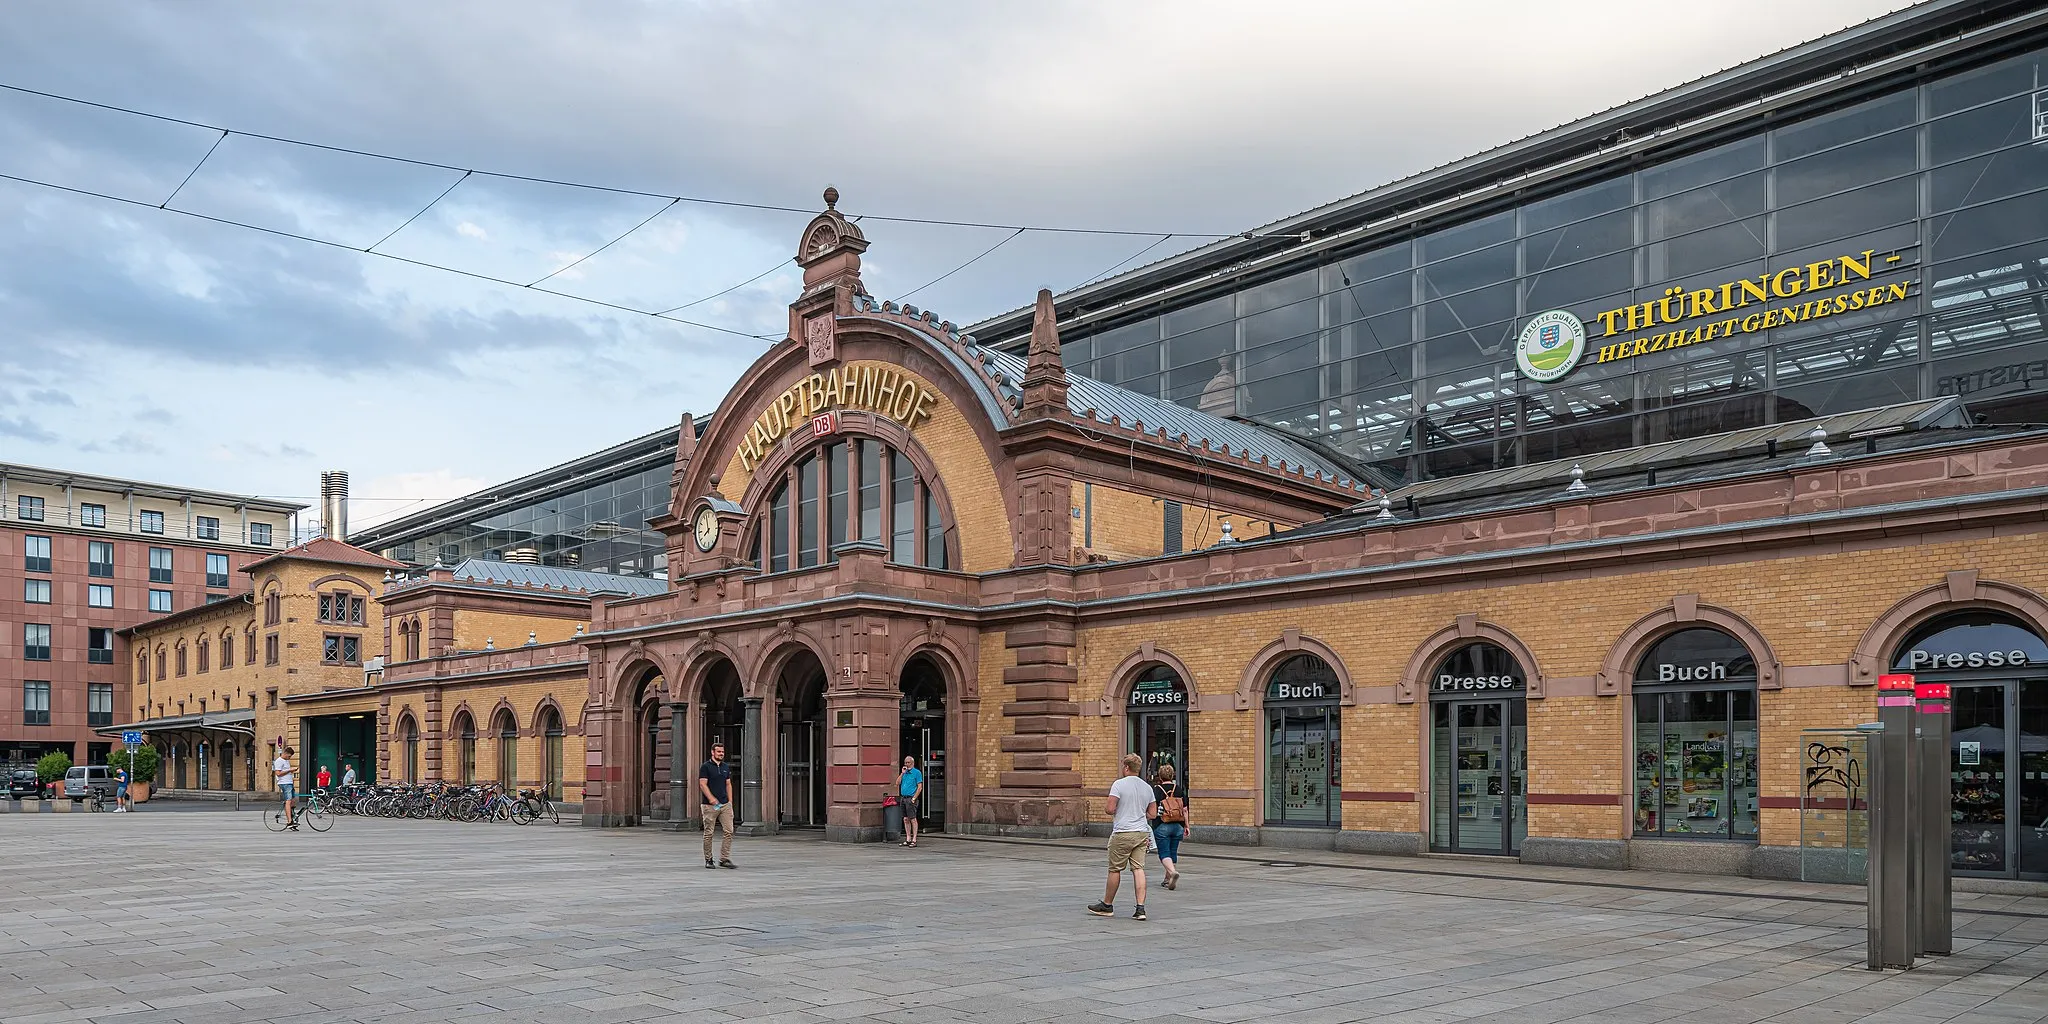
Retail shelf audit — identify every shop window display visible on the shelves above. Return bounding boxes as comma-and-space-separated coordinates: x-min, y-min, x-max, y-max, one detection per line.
1632, 629, 1760, 839
1263, 654, 1341, 828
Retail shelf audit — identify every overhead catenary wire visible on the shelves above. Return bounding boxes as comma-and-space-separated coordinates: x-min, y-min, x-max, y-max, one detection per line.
160, 128, 227, 209
893, 226, 1025, 303
0, 80, 1291, 240
0, 169, 783, 341
1072, 233, 1175, 291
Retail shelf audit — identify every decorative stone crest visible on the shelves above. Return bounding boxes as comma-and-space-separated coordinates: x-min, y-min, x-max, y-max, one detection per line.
804, 314, 836, 367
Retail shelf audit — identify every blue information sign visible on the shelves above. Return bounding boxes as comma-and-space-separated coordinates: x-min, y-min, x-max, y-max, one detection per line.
121, 730, 143, 748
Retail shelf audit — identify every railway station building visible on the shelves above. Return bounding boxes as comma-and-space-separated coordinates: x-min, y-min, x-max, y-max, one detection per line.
307, 0, 2048, 879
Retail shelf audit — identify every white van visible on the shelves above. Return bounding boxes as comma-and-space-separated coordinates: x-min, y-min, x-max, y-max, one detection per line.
63, 765, 115, 803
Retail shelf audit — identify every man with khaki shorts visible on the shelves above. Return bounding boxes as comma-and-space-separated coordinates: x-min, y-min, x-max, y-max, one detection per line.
1088, 753, 1157, 921
699, 742, 736, 869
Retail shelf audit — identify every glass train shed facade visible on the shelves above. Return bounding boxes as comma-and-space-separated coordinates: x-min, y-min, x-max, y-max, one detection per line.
974, 1, 2048, 483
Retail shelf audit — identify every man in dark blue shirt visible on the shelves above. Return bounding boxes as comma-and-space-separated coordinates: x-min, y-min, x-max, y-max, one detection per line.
699, 742, 736, 869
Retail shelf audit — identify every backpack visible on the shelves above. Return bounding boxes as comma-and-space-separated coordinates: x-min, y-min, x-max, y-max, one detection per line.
1158, 787, 1185, 824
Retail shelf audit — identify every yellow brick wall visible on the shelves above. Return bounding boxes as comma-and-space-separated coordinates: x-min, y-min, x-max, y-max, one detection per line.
1034, 530, 2048, 843
450, 609, 589, 652
377, 676, 588, 803
1527, 696, 1626, 840
1069, 482, 1257, 563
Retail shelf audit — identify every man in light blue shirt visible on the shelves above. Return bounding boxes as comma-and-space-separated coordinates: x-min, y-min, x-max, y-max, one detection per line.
898, 755, 925, 847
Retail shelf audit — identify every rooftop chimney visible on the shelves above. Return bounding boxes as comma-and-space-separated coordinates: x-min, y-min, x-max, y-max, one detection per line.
319, 471, 349, 542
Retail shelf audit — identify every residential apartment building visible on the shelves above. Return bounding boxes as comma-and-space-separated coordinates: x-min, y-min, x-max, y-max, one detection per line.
0, 463, 303, 767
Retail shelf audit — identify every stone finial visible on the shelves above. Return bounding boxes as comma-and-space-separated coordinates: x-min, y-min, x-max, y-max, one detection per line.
1565, 464, 1588, 493
823, 185, 839, 209
1020, 288, 1070, 417
526, 631, 538, 646
484, 637, 495, 650
1375, 493, 1396, 521
574, 624, 585, 636
1805, 426, 1832, 459
1218, 522, 1235, 544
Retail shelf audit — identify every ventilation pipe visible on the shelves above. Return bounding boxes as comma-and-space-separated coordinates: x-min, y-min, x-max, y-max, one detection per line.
319, 471, 349, 542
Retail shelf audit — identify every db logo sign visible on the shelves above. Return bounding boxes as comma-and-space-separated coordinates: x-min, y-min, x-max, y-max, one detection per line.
810, 412, 838, 437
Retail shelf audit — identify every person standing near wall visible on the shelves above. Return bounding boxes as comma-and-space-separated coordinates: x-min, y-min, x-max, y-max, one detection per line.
897, 755, 925, 848
1089, 753, 1156, 921
699, 741, 736, 869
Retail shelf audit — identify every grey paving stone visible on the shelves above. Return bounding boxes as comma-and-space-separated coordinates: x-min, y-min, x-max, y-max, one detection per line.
3, 817, 2048, 1024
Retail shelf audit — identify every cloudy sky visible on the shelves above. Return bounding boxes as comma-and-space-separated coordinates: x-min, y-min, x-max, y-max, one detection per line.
0, 0, 1905, 530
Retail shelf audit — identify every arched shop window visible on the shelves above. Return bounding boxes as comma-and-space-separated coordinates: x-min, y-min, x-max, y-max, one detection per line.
1890, 611, 2048, 877
1631, 628, 1759, 840
754, 439, 949, 572
1892, 612, 2048, 674
1429, 642, 1528, 856
1127, 665, 1189, 789
1264, 653, 1340, 828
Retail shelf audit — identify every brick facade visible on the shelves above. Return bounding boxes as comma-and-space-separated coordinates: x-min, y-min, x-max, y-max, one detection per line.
286, 195, 2048, 878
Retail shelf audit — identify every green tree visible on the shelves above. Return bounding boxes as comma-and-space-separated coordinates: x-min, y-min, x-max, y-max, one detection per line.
106, 747, 160, 784
35, 751, 71, 785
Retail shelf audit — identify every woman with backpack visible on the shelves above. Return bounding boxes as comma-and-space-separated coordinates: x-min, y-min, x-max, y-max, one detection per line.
1150, 763, 1189, 890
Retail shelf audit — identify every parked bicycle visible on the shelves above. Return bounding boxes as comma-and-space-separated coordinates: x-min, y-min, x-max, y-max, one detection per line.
511, 788, 561, 825
264, 787, 334, 832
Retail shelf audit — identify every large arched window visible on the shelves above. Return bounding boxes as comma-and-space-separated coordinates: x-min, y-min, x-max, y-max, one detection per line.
754, 438, 950, 571
454, 713, 477, 786
400, 716, 420, 783
495, 710, 519, 786
539, 706, 566, 801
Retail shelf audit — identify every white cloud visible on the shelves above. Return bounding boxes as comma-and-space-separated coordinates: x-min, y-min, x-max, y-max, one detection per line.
455, 221, 489, 240
352, 469, 492, 530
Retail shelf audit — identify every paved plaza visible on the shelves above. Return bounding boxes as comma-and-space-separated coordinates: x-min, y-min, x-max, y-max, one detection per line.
4, 813, 2048, 1024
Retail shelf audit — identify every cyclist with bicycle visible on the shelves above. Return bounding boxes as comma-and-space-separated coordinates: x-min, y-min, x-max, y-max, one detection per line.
274, 745, 299, 831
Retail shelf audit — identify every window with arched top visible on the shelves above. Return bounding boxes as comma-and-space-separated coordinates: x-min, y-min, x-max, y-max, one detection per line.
220, 629, 234, 669
400, 717, 420, 783
197, 636, 210, 673
455, 715, 478, 786
155, 647, 167, 681
752, 438, 950, 572
540, 706, 565, 801
495, 711, 518, 786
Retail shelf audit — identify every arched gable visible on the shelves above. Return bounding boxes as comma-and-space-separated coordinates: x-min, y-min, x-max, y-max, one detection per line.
1091, 642, 1199, 717
682, 316, 1019, 576
1849, 572, 2048, 684
1235, 629, 1356, 709
1398, 616, 1548, 702
1595, 596, 1781, 695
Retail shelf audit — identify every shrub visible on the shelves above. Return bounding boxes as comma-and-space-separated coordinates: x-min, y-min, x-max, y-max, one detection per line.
107, 747, 160, 784
35, 751, 71, 785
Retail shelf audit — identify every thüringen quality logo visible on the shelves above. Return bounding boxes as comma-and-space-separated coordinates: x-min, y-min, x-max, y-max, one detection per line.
1515, 310, 1587, 383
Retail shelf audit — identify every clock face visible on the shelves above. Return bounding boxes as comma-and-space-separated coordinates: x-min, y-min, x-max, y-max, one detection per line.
693, 507, 720, 552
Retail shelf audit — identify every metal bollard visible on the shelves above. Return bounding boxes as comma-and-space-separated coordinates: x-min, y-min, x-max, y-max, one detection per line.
1916, 681, 1953, 956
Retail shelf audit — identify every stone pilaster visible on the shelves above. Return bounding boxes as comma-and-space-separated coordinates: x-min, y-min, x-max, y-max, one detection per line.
972, 618, 1086, 836
665, 702, 691, 832
823, 687, 897, 843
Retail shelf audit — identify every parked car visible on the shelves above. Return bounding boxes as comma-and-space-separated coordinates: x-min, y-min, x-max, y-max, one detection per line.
62, 765, 116, 804
7, 769, 41, 800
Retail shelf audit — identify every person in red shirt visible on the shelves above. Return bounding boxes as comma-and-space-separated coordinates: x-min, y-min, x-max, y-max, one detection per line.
316, 765, 331, 791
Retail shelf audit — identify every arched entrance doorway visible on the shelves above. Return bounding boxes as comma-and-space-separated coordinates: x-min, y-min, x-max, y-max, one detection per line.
627, 671, 667, 822
900, 655, 947, 830
1889, 611, 2048, 877
1428, 642, 1529, 855
777, 654, 827, 829
701, 661, 744, 818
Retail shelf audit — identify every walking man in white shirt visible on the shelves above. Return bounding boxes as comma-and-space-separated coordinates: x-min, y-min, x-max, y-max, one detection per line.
1088, 753, 1156, 921
274, 746, 298, 831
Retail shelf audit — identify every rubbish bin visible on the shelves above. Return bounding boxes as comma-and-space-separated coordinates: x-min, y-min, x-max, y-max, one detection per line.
884, 799, 903, 842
